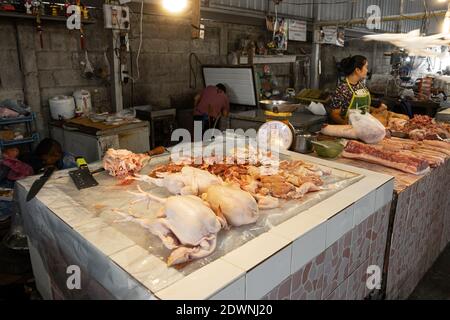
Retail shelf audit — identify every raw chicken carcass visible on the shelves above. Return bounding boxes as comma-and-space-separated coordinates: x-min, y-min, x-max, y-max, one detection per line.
134, 166, 222, 195
118, 187, 222, 266
103, 148, 149, 178
202, 185, 258, 228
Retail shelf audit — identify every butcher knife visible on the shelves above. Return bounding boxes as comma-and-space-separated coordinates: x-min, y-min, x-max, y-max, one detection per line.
69, 157, 99, 190
26, 166, 56, 202
69, 147, 167, 190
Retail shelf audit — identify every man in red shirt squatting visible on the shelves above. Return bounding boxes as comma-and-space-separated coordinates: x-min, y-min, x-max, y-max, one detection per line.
193, 83, 230, 134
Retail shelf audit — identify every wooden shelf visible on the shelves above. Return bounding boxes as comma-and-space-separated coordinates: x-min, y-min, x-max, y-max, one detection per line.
0, 11, 96, 24
239, 55, 298, 65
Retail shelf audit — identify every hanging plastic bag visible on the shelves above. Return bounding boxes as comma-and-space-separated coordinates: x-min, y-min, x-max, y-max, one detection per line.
307, 101, 327, 116
83, 51, 94, 79
348, 109, 386, 144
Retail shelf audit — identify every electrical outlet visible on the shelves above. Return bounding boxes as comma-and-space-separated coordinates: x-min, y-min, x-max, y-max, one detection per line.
121, 69, 130, 84
103, 4, 130, 30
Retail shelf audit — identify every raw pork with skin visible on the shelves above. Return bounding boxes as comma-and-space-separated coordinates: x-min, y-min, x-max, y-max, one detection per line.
343, 140, 429, 174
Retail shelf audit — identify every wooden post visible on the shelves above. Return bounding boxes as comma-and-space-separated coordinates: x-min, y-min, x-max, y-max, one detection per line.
191, 0, 200, 39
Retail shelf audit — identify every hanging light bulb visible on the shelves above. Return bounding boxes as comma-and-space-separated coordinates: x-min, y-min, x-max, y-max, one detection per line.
443, 7, 450, 33
162, 0, 188, 14
443, 16, 450, 34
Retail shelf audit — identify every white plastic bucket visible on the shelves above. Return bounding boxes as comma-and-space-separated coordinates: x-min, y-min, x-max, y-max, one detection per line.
49, 95, 76, 120
73, 89, 92, 116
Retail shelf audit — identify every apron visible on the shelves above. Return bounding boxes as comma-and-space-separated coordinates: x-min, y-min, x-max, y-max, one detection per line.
345, 78, 371, 116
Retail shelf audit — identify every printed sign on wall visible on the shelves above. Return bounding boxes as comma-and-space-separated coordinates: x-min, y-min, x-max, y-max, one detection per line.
288, 20, 307, 42
316, 26, 345, 47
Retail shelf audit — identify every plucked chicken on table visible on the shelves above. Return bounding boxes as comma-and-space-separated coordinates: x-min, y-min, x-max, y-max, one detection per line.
116, 187, 222, 266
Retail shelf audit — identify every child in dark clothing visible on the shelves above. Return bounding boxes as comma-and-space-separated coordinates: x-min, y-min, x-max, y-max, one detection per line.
25, 138, 76, 174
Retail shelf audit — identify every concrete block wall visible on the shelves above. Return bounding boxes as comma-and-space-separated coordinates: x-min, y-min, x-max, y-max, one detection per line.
0, 16, 110, 138
124, 14, 311, 108
0, 20, 23, 102
34, 18, 111, 129
319, 41, 392, 90
1, 6, 383, 137
3, 11, 297, 135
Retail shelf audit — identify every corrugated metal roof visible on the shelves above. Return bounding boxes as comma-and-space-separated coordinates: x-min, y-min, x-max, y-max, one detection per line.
206, 0, 445, 33
207, 0, 314, 19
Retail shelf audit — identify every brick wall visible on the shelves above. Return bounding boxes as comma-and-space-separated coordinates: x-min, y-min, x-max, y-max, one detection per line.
1, 9, 314, 136
0, 20, 23, 102
319, 41, 392, 90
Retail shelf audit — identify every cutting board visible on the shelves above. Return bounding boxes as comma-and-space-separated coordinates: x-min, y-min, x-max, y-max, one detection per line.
66, 117, 120, 131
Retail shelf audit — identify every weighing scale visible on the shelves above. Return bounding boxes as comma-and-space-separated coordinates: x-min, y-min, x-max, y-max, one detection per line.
257, 101, 299, 150
201, 66, 298, 150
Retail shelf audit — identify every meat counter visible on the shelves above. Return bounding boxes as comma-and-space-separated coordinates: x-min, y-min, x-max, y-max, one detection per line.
16, 144, 393, 300
333, 156, 450, 299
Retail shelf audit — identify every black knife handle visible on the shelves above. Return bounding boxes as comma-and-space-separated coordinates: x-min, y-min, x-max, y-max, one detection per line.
43, 166, 56, 178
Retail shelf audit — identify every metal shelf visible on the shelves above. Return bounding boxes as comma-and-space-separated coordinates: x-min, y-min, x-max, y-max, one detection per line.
0, 11, 96, 24
0, 113, 35, 125
0, 133, 40, 148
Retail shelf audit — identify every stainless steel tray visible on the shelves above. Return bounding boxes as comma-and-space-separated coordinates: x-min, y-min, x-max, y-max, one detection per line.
259, 100, 299, 113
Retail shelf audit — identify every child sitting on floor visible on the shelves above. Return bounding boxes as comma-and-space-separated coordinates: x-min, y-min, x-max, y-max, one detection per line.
0, 147, 34, 188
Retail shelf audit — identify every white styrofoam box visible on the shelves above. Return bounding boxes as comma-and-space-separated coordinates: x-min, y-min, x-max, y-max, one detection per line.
291, 222, 327, 274
375, 179, 394, 211
156, 259, 245, 300
353, 190, 376, 226
210, 276, 246, 300
325, 205, 355, 248
245, 245, 292, 300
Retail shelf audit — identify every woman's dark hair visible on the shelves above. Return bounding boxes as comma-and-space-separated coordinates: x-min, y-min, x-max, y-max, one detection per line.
216, 83, 227, 94
35, 138, 62, 158
339, 55, 367, 76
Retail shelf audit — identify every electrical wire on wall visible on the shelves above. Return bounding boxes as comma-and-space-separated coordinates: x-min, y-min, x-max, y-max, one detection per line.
189, 53, 202, 90
135, 0, 144, 82
420, 0, 431, 35
125, 0, 144, 108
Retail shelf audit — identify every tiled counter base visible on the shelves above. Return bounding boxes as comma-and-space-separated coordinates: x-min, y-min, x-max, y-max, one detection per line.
385, 159, 450, 299
334, 157, 450, 300
261, 202, 391, 300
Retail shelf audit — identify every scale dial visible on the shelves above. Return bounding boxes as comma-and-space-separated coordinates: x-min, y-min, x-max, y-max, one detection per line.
257, 120, 294, 150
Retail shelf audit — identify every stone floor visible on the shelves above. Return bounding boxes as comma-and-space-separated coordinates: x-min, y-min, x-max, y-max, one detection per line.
408, 243, 450, 300
0, 217, 39, 300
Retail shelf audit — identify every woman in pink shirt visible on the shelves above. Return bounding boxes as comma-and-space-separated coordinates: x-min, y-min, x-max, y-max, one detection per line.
194, 83, 230, 133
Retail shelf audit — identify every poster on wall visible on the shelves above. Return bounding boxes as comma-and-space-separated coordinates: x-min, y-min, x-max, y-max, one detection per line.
266, 16, 288, 51
317, 26, 345, 47
288, 20, 307, 42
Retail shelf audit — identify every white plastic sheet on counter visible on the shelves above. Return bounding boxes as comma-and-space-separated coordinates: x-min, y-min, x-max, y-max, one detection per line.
17, 136, 363, 297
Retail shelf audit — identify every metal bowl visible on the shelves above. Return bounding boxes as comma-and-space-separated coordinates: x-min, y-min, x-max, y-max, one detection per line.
259, 100, 299, 113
